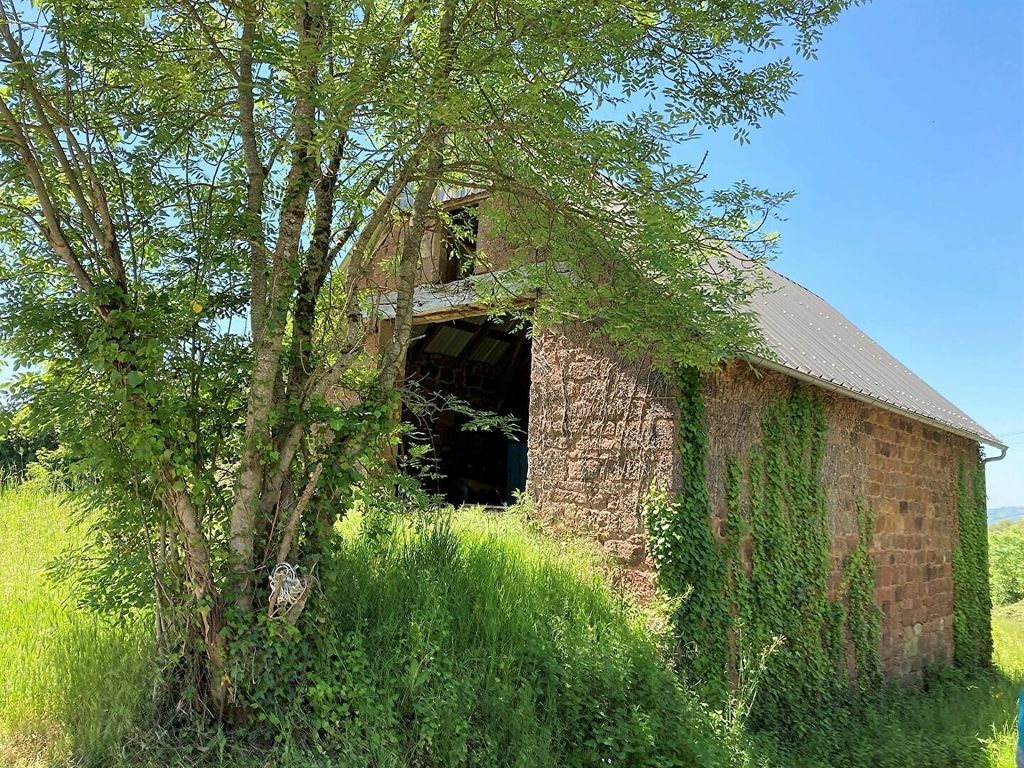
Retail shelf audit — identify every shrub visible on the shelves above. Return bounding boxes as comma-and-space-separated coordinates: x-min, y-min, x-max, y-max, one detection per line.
990, 521, 1024, 607
0, 402, 57, 481
987, 520, 1024, 610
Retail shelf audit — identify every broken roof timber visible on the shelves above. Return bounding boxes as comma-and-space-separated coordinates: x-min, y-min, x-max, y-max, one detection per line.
374, 268, 537, 324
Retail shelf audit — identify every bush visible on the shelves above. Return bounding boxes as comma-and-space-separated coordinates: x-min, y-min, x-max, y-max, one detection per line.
225, 508, 743, 768
0, 402, 57, 481
990, 521, 1024, 607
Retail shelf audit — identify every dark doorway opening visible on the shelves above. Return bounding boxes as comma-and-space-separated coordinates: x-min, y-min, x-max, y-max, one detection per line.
439, 205, 479, 283
403, 315, 531, 506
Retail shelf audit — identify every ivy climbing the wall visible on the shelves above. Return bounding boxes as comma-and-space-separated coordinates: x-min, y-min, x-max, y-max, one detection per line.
645, 370, 883, 737
952, 455, 992, 668
734, 382, 846, 734
843, 500, 883, 697
645, 367, 731, 703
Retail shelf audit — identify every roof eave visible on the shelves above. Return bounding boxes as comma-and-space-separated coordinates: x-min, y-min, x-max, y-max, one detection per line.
748, 356, 1008, 451
369, 268, 1007, 451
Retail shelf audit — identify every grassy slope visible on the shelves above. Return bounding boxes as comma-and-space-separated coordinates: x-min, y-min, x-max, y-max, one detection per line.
0, 484, 1021, 767
0, 482, 152, 767
989, 605, 1024, 767
226, 508, 741, 767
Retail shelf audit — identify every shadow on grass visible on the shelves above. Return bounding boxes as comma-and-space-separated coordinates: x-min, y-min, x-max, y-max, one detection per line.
752, 605, 1023, 768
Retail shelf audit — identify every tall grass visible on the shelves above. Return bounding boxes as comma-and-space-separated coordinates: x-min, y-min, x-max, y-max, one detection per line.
225, 508, 743, 767
0, 481, 152, 767
986, 602, 1024, 767
749, 600, 1024, 767
2, 485, 1022, 768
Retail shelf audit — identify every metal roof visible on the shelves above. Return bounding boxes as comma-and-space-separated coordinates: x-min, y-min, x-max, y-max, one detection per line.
376, 265, 1004, 449
752, 265, 1004, 448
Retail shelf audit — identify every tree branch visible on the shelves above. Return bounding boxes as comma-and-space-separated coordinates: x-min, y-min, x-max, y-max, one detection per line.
229, 0, 325, 611
0, 92, 97, 300
236, 0, 268, 341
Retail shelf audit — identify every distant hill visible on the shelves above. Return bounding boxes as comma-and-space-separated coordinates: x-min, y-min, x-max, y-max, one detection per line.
989, 507, 1024, 526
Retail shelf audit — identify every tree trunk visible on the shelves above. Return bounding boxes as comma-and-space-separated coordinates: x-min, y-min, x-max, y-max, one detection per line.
165, 485, 228, 711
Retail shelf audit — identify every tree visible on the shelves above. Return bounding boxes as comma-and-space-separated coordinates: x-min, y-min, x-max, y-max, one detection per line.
990, 522, 1024, 607
0, 0, 849, 714
0, 396, 57, 478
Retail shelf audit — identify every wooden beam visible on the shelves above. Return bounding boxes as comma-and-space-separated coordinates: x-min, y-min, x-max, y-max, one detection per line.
409, 322, 445, 355
495, 331, 528, 408
448, 317, 486, 334
397, 294, 537, 326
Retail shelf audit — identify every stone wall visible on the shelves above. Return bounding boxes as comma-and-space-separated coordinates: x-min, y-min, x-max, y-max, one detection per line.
358, 196, 526, 293
406, 351, 510, 411
702, 361, 978, 679
526, 322, 980, 680
356, 218, 438, 292
526, 322, 679, 598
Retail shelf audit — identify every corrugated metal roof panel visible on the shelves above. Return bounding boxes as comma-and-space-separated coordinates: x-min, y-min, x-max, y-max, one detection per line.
752, 265, 1004, 447
469, 336, 511, 365
423, 326, 473, 357
376, 265, 1004, 448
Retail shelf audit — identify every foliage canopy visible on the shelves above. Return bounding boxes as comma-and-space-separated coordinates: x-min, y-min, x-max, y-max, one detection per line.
0, 0, 850, 713
990, 521, 1024, 608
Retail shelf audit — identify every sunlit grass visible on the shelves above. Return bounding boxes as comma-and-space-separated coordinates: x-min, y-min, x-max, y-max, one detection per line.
984, 604, 1024, 767
288, 504, 740, 766
751, 599, 1024, 768
0, 481, 152, 767
1, 484, 1022, 767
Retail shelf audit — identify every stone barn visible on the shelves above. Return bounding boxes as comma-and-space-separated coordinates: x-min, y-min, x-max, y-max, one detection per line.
367, 194, 1004, 680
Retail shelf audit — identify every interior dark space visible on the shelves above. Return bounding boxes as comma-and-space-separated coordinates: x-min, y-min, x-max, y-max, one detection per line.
402, 315, 531, 506
439, 205, 478, 283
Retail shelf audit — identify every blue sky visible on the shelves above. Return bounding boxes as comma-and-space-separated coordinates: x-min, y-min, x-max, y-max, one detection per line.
686, 0, 1023, 507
